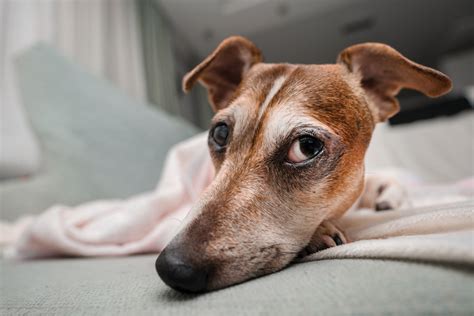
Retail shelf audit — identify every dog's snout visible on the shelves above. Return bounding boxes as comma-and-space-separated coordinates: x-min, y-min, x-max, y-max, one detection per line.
155, 247, 208, 293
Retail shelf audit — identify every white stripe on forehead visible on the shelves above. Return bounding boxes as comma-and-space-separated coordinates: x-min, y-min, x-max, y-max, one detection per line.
258, 76, 287, 122
219, 76, 287, 137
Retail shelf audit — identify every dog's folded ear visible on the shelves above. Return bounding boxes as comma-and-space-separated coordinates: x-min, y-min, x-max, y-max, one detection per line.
182, 36, 262, 111
338, 43, 452, 122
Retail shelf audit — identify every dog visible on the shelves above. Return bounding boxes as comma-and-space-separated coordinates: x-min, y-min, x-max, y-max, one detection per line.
156, 36, 452, 292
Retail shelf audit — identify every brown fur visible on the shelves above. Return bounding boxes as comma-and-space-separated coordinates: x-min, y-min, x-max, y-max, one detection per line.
164, 36, 452, 291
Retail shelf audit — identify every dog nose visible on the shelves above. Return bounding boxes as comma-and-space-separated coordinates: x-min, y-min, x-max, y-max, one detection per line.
155, 247, 208, 293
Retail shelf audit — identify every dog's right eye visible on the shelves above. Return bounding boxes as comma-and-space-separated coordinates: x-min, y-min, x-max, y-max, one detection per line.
210, 123, 229, 149
287, 136, 323, 163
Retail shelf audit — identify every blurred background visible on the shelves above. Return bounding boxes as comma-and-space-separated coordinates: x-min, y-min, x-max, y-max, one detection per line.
3, 0, 473, 129
0, 0, 473, 218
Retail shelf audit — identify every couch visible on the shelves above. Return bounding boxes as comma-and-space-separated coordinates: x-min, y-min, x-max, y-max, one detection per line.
1, 44, 472, 315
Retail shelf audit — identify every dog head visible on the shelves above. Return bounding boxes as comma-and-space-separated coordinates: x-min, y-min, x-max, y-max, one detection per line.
156, 36, 451, 292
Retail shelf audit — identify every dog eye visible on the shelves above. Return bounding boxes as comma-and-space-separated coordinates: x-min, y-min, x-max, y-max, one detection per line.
287, 136, 323, 163
211, 123, 229, 148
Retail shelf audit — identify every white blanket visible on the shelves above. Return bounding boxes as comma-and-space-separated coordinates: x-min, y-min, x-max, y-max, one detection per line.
305, 200, 474, 265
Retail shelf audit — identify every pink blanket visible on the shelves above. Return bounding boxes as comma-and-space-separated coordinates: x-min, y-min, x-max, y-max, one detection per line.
1, 132, 473, 264
1, 133, 214, 259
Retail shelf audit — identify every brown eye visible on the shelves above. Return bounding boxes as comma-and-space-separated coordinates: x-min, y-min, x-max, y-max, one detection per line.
287, 136, 323, 163
211, 123, 229, 148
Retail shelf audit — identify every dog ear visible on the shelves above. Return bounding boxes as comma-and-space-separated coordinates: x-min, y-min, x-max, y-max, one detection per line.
338, 43, 452, 122
182, 36, 262, 111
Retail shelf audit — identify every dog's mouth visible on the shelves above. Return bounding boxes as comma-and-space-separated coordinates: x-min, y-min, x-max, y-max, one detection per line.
294, 246, 313, 261
156, 242, 305, 293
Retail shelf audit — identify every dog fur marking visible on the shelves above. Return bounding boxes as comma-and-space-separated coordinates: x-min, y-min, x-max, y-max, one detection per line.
258, 76, 286, 123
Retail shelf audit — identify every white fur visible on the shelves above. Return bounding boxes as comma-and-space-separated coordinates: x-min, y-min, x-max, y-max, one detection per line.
214, 102, 251, 138
231, 102, 251, 136
258, 76, 286, 123
263, 106, 334, 152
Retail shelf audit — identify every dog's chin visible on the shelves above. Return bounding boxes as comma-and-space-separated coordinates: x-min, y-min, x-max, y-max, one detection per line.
202, 251, 305, 292
206, 264, 291, 292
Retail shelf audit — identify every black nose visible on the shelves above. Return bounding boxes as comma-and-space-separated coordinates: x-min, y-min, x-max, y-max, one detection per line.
155, 247, 208, 293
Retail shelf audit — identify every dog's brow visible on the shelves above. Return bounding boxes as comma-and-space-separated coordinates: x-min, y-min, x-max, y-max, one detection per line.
212, 101, 252, 138
263, 106, 335, 151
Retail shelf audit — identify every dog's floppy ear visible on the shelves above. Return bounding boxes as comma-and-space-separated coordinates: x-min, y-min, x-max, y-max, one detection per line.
338, 43, 452, 122
182, 36, 262, 111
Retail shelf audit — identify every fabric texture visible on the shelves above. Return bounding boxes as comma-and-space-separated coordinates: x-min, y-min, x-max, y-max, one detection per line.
305, 200, 474, 265
0, 44, 197, 221
2, 131, 473, 267
1, 255, 473, 315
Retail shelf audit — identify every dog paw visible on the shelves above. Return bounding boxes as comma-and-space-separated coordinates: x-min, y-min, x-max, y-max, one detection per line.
299, 220, 349, 257
360, 174, 409, 211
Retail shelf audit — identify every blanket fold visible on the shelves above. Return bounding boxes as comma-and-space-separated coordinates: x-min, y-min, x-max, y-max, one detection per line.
306, 200, 474, 265
1, 132, 473, 266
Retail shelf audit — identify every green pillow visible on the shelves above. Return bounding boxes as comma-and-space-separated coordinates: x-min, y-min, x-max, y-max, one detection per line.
0, 44, 198, 220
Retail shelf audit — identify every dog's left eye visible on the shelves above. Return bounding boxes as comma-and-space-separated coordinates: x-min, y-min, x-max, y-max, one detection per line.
287, 136, 323, 163
211, 123, 229, 148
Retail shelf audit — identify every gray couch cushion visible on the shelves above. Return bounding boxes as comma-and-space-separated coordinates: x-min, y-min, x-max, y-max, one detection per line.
365, 112, 474, 182
0, 44, 198, 220
1, 256, 472, 315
